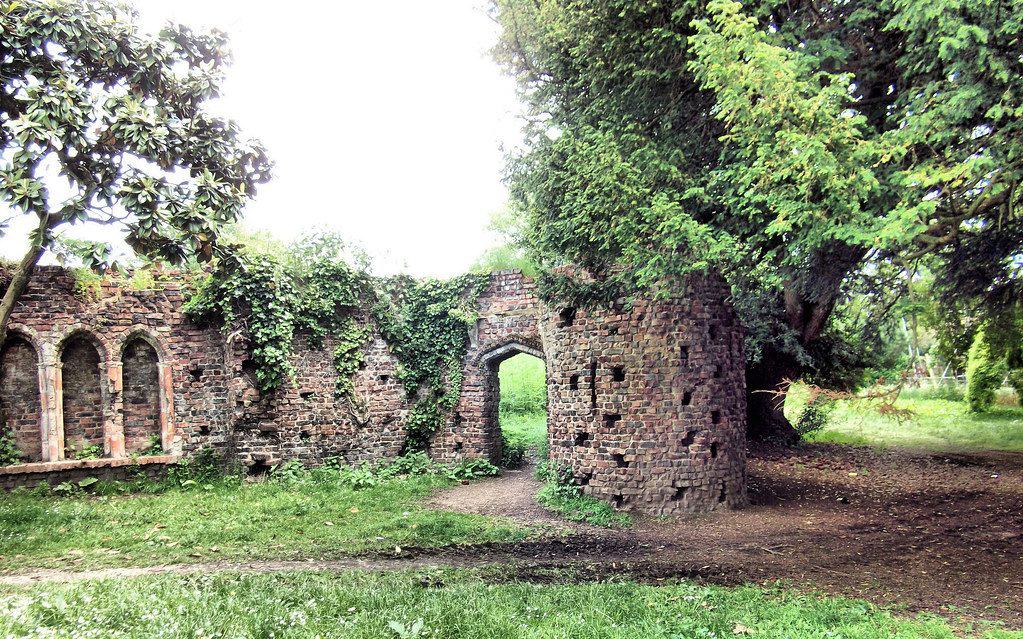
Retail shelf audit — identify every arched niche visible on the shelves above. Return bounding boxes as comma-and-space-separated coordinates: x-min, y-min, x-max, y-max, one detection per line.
121, 336, 162, 454
0, 334, 42, 463
59, 333, 106, 459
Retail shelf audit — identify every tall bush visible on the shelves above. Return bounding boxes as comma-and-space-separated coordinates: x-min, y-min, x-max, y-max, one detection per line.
966, 330, 1005, 412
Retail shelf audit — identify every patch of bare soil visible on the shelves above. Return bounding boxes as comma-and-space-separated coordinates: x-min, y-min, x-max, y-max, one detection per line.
426, 462, 596, 532
419, 444, 1023, 627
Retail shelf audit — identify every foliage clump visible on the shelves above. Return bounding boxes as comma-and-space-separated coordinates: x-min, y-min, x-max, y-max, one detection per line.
794, 396, 835, 439
186, 233, 489, 450
966, 330, 1006, 413
373, 274, 490, 451
0, 429, 22, 466
269, 453, 499, 487
185, 253, 300, 391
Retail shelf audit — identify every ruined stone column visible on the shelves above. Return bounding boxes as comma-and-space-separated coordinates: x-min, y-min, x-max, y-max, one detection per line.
105, 360, 125, 458
157, 362, 175, 452
37, 353, 62, 462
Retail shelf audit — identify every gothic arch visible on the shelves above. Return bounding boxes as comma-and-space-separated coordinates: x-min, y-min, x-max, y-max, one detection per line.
478, 340, 548, 464
121, 334, 164, 454
58, 329, 108, 459
117, 328, 169, 361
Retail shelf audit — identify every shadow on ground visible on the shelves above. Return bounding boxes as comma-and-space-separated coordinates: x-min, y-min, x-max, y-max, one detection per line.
420, 444, 1023, 627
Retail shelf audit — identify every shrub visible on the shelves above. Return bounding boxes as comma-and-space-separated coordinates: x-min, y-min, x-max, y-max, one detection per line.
168, 447, 229, 487
1007, 368, 1023, 404
795, 396, 834, 438
499, 433, 529, 469
377, 452, 434, 478
0, 430, 21, 466
966, 330, 1006, 412
446, 459, 500, 481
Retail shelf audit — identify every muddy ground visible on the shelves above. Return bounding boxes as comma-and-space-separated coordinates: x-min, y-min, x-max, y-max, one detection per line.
423, 444, 1023, 627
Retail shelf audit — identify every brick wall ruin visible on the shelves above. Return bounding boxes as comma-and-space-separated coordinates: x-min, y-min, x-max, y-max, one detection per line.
0, 266, 747, 514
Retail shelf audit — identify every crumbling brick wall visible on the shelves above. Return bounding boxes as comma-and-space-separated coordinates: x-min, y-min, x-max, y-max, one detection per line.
122, 338, 162, 454
0, 336, 42, 462
0, 266, 747, 514
539, 277, 747, 515
432, 270, 747, 515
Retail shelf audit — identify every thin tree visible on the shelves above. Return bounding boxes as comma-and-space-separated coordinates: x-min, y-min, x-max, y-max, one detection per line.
0, 0, 271, 342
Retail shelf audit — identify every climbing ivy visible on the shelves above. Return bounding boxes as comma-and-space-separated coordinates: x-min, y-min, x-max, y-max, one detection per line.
289, 235, 374, 348
185, 236, 489, 450
333, 318, 370, 404
184, 253, 299, 392
373, 274, 489, 450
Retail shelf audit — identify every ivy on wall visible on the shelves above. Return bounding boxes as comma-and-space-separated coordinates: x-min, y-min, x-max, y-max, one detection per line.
185, 235, 489, 450
184, 253, 300, 391
373, 274, 489, 450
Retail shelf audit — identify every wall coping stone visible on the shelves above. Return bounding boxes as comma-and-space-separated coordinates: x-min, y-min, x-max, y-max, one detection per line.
0, 455, 180, 476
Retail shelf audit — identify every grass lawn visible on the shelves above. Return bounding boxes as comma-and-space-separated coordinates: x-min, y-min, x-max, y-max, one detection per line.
1, 569, 1017, 639
500, 411, 548, 451
498, 353, 549, 453
0, 475, 525, 573
786, 384, 1023, 452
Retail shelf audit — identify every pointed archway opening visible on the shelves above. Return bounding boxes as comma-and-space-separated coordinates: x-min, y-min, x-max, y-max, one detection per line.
496, 352, 548, 468
479, 342, 547, 468
60, 335, 106, 459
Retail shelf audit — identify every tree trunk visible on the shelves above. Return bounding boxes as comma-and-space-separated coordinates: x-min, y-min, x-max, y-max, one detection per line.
0, 240, 47, 346
745, 347, 800, 445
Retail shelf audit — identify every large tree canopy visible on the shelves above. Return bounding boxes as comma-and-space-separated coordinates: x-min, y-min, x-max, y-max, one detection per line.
493, 0, 1023, 441
0, 0, 270, 340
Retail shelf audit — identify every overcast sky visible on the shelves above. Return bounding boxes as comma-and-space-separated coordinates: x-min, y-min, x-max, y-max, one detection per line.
1, 0, 522, 276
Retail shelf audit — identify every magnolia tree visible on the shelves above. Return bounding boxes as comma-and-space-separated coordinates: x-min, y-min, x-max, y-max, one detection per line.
0, 0, 271, 342
493, 0, 1023, 441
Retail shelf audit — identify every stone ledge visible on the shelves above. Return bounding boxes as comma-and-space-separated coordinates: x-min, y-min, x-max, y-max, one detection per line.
0, 455, 180, 476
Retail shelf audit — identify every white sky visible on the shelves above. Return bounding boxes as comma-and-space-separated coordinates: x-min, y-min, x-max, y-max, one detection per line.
1, 0, 522, 276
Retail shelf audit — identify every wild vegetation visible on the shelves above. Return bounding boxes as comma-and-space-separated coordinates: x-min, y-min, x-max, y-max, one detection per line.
788, 383, 1023, 452
185, 232, 489, 450
0, 452, 513, 572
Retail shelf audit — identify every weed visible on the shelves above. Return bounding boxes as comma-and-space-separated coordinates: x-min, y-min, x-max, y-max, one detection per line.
535, 462, 630, 528
0, 429, 21, 466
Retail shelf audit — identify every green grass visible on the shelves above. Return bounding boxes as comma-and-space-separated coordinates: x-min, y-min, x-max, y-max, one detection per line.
1, 569, 1016, 638
786, 383, 1023, 452
535, 481, 631, 528
0, 475, 525, 573
498, 353, 546, 415
500, 411, 548, 451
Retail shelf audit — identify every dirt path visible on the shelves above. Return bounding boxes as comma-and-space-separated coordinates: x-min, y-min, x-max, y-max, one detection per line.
1, 445, 1020, 628
426, 461, 588, 530
425, 444, 1023, 627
